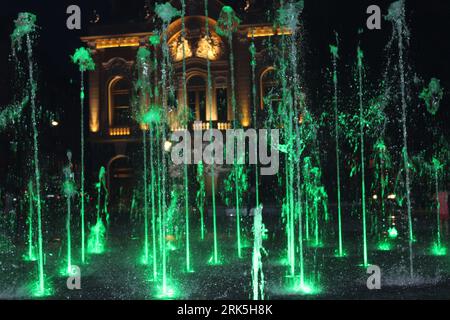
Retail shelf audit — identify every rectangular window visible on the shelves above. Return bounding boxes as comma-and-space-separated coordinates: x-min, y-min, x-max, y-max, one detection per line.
198, 90, 206, 122
216, 88, 228, 122
188, 91, 197, 120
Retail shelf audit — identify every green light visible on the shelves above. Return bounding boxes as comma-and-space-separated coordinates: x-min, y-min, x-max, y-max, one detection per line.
284, 276, 321, 296
308, 240, 324, 248
388, 226, 398, 239
376, 241, 393, 251
420, 78, 443, 115
12, 13, 47, 295
167, 242, 177, 251
155, 279, 179, 299
196, 161, 206, 240
30, 281, 53, 298
142, 108, 162, 124
155, 2, 180, 23
71, 47, 95, 265
330, 34, 345, 258
71, 47, 95, 72
252, 205, 265, 300
334, 249, 347, 258
222, 6, 233, 13
139, 251, 151, 265
295, 283, 317, 295
204, 0, 219, 266
156, 287, 176, 299
23, 181, 37, 262
430, 243, 447, 256
207, 254, 222, 265
149, 34, 160, 45
11, 12, 36, 50
22, 251, 37, 262
87, 218, 106, 254
58, 264, 78, 277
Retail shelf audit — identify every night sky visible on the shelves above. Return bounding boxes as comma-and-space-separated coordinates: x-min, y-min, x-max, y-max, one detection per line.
0, 0, 449, 177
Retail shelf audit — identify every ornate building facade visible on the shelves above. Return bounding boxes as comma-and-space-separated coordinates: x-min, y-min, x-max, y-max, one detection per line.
81, 0, 287, 196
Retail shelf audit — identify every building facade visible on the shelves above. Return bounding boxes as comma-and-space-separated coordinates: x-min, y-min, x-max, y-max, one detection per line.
81, 0, 287, 198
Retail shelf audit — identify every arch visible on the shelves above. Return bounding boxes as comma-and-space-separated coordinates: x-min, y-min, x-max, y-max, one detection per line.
108, 75, 132, 127
215, 76, 228, 122
106, 155, 131, 189
167, 16, 219, 41
187, 74, 207, 122
259, 66, 280, 111
186, 69, 208, 82
167, 16, 225, 62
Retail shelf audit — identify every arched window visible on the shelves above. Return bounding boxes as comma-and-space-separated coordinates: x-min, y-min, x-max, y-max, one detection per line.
260, 67, 281, 111
109, 76, 132, 127
215, 77, 228, 122
187, 75, 206, 122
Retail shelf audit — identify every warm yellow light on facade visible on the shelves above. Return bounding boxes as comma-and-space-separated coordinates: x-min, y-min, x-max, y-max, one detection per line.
170, 37, 193, 62
95, 37, 140, 49
196, 35, 222, 60
109, 128, 131, 136
90, 107, 100, 133
218, 122, 231, 130
247, 27, 292, 38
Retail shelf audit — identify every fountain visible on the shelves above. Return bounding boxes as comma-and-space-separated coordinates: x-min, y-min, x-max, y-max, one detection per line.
0, 0, 448, 301
216, 6, 244, 259
204, 0, 219, 265
330, 34, 345, 257
10, 12, 50, 297
357, 46, 369, 267
62, 151, 76, 275
87, 167, 108, 255
71, 46, 95, 264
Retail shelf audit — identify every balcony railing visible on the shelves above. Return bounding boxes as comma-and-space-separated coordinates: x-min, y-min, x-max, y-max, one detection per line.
109, 127, 131, 136
172, 121, 232, 131
106, 121, 232, 138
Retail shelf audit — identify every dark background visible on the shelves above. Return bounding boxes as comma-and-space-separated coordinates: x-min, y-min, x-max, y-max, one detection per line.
0, 0, 449, 189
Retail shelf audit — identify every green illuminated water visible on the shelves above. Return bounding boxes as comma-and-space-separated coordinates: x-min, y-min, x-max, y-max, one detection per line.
24, 181, 37, 262
357, 46, 369, 266
330, 35, 344, 257
71, 46, 95, 264
432, 158, 445, 254
217, 6, 243, 258
63, 151, 76, 275
196, 161, 206, 240
2, 1, 449, 301
11, 12, 47, 296
357, 46, 369, 267
134, 47, 151, 265
249, 33, 260, 208
87, 167, 108, 255
204, 0, 219, 264
252, 205, 265, 300
181, 0, 192, 272
155, 2, 180, 296
386, 0, 414, 276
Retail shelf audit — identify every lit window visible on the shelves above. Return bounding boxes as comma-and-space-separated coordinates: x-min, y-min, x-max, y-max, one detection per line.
109, 76, 132, 127
215, 77, 228, 122
187, 76, 206, 122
